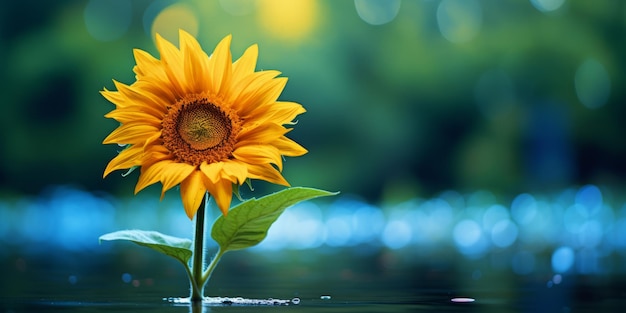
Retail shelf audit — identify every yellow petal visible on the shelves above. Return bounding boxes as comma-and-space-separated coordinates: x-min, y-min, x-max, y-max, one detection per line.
236, 123, 288, 146
208, 35, 233, 96
264, 101, 306, 125
232, 72, 283, 117
180, 170, 207, 219
247, 77, 288, 108
233, 145, 283, 170
114, 81, 168, 118
132, 80, 176, 109
103, 145, 143, 177
200, 161, 223, 184
246, 163, 289, 186
180, 29, 210, 93
142, 130, 163, 148
221, 160, 249, 184
103, 123, 159, 145
159, 162, 196, 198
140, 145, 170, 169
273, 135, 308, 157
134, 160, 172, 194
155, 32, 187, 97
101, 88, 126, 108
132, 49, 162, 79
105, 109, 161, 125
232, 44, 258, 82
227, 70, 280, 108
204, 177, 233, 216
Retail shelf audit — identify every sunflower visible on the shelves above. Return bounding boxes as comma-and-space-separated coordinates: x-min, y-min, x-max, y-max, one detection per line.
102, 30, 307, 219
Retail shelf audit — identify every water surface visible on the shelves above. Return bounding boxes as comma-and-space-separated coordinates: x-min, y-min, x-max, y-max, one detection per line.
2, 251, 624, 312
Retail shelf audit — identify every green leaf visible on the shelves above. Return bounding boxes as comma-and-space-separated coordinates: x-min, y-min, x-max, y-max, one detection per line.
100, 230, 193, 265
211, 187, 338, 252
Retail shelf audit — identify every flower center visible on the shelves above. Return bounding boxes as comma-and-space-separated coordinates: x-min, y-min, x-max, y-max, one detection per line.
178, 104, 229, 150
161, 94, 241, 165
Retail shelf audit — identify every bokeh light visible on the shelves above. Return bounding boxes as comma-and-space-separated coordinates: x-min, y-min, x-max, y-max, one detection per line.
2, 183, 626, 275
382, 220, 412, 249
609, 216, 626, 250
142, 0, 177, 37
437, 0, 482, 43
577, 220, 603, 248
510, 194, 538, 226
530, 0, 567, 13
575, 58, 611, 109
150, 3, 199, 44
84, 0, 132, 42
257, 0, 319, 41
325, 214, 354, 247
482, 204, 510, 230
354, 0, 402, 26
575, 184, 603, 214
491, 220, 519, 248
259, 201, 325, 250
347, 201, 386, 252
453, 219, 488, 257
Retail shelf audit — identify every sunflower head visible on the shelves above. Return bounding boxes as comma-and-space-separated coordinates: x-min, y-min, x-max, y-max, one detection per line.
102, 30, 307, 219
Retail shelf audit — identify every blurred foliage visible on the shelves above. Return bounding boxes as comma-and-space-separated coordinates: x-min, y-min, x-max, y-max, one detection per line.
0, 0, 624, 203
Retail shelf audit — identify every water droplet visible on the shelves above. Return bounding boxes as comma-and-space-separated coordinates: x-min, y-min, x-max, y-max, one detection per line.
68, 275, 78, 285
320, 295, 331, 300
164, 297, 187, 303
451, 297, 475, 303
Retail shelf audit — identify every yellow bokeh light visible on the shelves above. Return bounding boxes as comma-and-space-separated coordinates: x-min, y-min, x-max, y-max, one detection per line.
151, 3, 199, 44
257, 0, 319, 41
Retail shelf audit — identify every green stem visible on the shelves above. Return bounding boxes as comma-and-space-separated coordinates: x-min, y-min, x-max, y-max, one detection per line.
190, 193, 207, 302
183, 260, 200, 296
201, 247, 225, 284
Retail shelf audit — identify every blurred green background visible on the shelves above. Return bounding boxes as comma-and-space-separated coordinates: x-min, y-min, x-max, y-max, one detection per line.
1, 0, 624, 202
